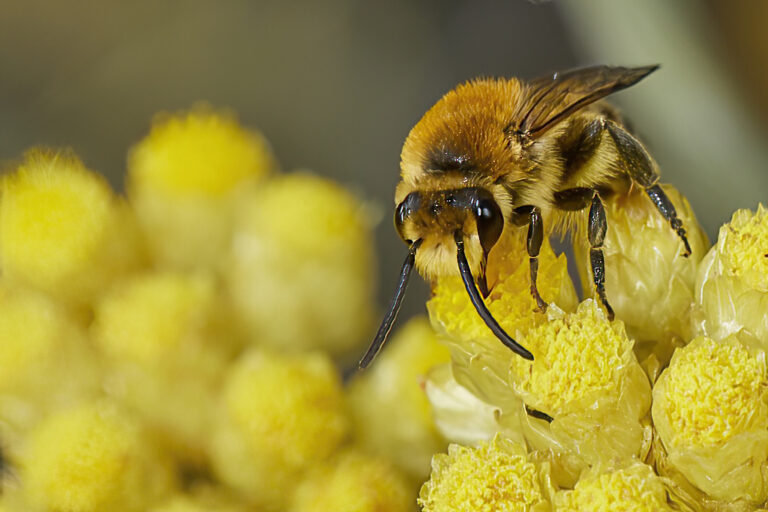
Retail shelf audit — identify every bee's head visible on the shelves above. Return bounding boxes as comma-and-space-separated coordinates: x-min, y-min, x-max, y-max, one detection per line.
394, 187, 504, 281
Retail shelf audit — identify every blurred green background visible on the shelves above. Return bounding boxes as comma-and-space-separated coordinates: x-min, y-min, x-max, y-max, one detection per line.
2, 0, 767, 322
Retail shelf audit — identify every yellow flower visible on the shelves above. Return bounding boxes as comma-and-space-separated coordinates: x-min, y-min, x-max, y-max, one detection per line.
91, 272, 229, 461
127, 106, 274, 270
210, 349, 349, 510
290, 451, 412, 512
651, 336, 768, 504
428, 232, 577, 409
0, 150, 137, 305
22, 402, 173, 512
227, 172, 376, 358
148, 485, 249, 512
418, 435, 554, 512
573, 185, 708, 366
555, 462, 674, 512
695, 205, 768, 351
347, 317, 449, 480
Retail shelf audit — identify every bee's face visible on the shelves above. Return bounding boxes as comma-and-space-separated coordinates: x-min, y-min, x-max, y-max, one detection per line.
394, 187, 504, 280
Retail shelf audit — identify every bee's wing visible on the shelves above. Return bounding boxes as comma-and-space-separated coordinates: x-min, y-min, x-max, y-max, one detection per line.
512, 65, 658, 138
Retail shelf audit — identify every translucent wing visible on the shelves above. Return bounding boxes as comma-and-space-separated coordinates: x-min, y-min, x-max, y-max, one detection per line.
510, 65, 658, 138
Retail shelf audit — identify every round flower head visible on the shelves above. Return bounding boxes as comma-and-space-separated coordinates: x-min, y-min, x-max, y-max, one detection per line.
0, 283, 100, 435
128, 106, 274, 270
695, 205, 768, 351
290, 451, 412, 512
652, 336, 768, 504
92, 272, 228, 461
418, 435, 555, 512
509, 301, 651, 480
21, 402, 173, 512
347, 316, 449, 480
0, 150, 137, 305
555, 462, 674, 512
573, 185, 708, 366
428, 232, 577, 409
227, 172, 376, 358
210, 349, 349, 509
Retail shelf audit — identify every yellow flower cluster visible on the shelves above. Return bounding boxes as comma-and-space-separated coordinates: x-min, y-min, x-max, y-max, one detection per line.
0, 108, 422, 512
4, 104, 768, 512
425, 192, 768, 510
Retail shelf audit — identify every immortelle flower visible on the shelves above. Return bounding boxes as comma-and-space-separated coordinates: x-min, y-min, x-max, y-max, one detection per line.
418, 435, 555, 512
127, 106, 274, 271
428, 232, 577, 410
91, 272, 230, 461
289, 450, 412, 512
0, 284, 99, 436
695, 205, 768, 351
0, 150, 139, 306
227, 172, 376, 358
652, 336, 768, 505
21, 402, 174, 512
554, 461, 674, 511
573, 185, 708, 367
347, 316, 449, 480
508, 300, 651, 483
210, 349, 349, 510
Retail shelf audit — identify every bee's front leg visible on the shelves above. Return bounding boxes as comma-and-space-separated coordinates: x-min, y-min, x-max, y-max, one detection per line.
511, 205, 548, 313
588, 193, 615, 321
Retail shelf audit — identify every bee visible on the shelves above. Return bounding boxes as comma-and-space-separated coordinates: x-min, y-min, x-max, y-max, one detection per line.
359, 65, 691, 368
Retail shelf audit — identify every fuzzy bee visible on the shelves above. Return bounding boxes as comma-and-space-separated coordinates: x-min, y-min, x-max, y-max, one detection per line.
360, 65, 690, 368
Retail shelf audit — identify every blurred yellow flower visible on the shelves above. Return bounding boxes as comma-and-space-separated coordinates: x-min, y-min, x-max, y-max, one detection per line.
227, 171, 376, 358
652, 336, 768, 504
127, 106, 274, 270
347, 316, 449, 480
211, 349, 348, 510
418, 435, 554, 512
290, 450, 412, 512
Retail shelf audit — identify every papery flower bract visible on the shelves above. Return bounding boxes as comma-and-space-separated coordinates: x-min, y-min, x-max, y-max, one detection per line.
573, 185, 708, 367
289, 450, 412, 512
428, 232, 577, 410
92, 272, 230, 461
651, 336, 768, 504
22, 402, 174, 512
128, 106, 274, 270
347, 316, 449, 480
418, 435, 555, 512
210, 349, 348, 510
695, 205, 768, 351
227, 172, 376, 358
554, 461, 674, 512
0, 150, 138, 305
510, 300, 651, 483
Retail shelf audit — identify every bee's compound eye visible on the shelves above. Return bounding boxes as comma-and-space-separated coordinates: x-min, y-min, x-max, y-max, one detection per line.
474, 197, 503, 255
395, 192, 421, 240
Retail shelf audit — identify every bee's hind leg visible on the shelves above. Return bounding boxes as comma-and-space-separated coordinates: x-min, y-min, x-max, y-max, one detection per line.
605, 122, 692, 257
511, 205, 548, 313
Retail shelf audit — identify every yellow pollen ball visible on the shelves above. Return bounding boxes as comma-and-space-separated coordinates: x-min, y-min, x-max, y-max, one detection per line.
556, 463, 673, 512
128, 107, 273, 198
720, 204, 768, 291
656, 336, 766, 448
0, 150, 114, 292
290, 451, 412, 512
419, 437, 546, 512
510, 300, 630, 414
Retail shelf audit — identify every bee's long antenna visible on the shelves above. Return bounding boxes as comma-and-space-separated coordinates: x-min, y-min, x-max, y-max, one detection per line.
454, 231, 534, 360
358, 239, 422, 369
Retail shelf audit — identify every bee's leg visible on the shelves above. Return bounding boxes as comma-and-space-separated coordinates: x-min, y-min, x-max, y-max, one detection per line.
605, 122, 692, 256
588, 192, 615, 321
511, 205, 548, 312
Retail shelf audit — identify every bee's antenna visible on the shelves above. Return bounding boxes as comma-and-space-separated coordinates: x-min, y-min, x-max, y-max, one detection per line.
454, 231, 534, 360
358, 239, 422, 369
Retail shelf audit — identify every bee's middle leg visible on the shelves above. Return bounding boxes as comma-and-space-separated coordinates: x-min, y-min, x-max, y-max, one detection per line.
553, 187, 615, 320
511, 205, 547, 312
